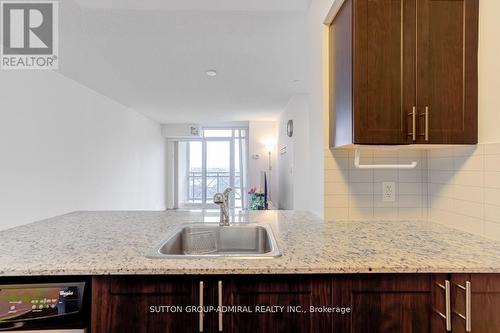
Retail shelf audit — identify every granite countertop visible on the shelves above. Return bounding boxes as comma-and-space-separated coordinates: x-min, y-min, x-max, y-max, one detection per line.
1, 210, 500, 276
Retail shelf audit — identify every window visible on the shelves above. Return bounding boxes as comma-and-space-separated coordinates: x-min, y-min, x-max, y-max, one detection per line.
178, 128, 248, 208
187, 141, 202, 204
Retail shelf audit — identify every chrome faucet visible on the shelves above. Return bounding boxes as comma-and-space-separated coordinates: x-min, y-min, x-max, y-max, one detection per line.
213, 187, 232, 226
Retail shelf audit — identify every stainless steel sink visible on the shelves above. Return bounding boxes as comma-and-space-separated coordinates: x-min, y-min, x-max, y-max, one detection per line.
147, 224, 281, 259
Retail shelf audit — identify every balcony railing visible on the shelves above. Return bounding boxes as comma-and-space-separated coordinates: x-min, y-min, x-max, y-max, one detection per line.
188, 171, 241, 203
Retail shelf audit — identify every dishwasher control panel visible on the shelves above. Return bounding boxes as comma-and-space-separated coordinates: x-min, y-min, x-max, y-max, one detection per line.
0, 282, 85, 323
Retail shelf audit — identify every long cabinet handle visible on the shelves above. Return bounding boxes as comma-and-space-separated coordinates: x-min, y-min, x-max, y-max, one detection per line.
425, 106, 429, 142
466, 281, 471, 332
445, 280, 451, 331
218, 280, 223, 332
199, 281, 204, 332
408, 106, 416, 141
454, 281, 472, 332
436, 280, 452, 331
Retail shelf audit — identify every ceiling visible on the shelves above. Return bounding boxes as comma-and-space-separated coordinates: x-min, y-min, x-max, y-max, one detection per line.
74, 0, 311, 11
60, 1, 309, 123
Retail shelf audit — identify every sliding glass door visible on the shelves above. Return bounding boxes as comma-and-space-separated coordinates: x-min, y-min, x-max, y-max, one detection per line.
180, 128, 247, 208
205, 139, 231, 203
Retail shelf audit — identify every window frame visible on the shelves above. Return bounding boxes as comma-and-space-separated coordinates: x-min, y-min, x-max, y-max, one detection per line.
182, 127, 248, 209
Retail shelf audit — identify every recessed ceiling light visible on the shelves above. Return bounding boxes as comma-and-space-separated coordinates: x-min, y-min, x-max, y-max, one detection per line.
206, 70, 217, 77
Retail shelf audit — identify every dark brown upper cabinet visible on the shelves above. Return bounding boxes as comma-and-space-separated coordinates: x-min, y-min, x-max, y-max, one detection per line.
329, 0, 479, 147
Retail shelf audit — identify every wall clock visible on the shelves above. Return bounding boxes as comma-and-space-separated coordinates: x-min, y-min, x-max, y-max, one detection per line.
287, 120, 293, 138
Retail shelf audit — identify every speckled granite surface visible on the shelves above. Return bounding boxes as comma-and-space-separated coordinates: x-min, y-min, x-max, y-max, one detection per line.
1, 210, 500, 276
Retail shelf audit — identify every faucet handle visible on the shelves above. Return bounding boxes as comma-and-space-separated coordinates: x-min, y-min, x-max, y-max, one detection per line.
213, 193, 225, 205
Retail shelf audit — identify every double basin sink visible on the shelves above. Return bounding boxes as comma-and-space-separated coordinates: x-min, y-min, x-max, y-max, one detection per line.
148, 224, 281, 259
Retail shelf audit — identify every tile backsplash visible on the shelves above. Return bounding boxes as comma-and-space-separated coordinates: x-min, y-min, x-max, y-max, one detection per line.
428, 143, 500, 240
324, 143, 500, 241
324, 148, 428, 221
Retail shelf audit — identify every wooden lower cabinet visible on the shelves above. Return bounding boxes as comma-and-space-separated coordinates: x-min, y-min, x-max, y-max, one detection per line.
466, 274, 500, 333
91, 275, 333, 333
91, 276, 201, 333
334, 274, 432, 333
90, 274, 500, 333
219, 275, 331, 333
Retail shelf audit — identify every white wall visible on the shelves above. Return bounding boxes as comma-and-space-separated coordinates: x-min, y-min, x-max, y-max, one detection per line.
478, 0, 500, 143
177, 142, 188, 207
0, 70, 166, 230
278, 120, 295, 210
277, 95, 310, 210
248, 121, 278, 204
165, 141, 176, 209
306, 0, 336, 217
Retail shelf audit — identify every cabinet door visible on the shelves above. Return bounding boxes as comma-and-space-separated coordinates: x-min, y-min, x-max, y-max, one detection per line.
450, 274, 500, 333
347, 274, 431, 333
353, 0, 416, 144
219, 275, 331, 333
417, 0, 479, 144
91, 276, 202, 333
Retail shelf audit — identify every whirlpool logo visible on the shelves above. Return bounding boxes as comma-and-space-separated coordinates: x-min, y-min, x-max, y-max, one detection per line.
1, 1, 58, 69
59, 290, 74, 297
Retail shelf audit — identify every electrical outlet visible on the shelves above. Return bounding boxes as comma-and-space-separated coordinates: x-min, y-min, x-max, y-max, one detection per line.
382, 182, 396, 202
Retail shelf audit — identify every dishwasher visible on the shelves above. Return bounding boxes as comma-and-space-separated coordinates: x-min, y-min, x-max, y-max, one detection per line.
0, 282, 87, 332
